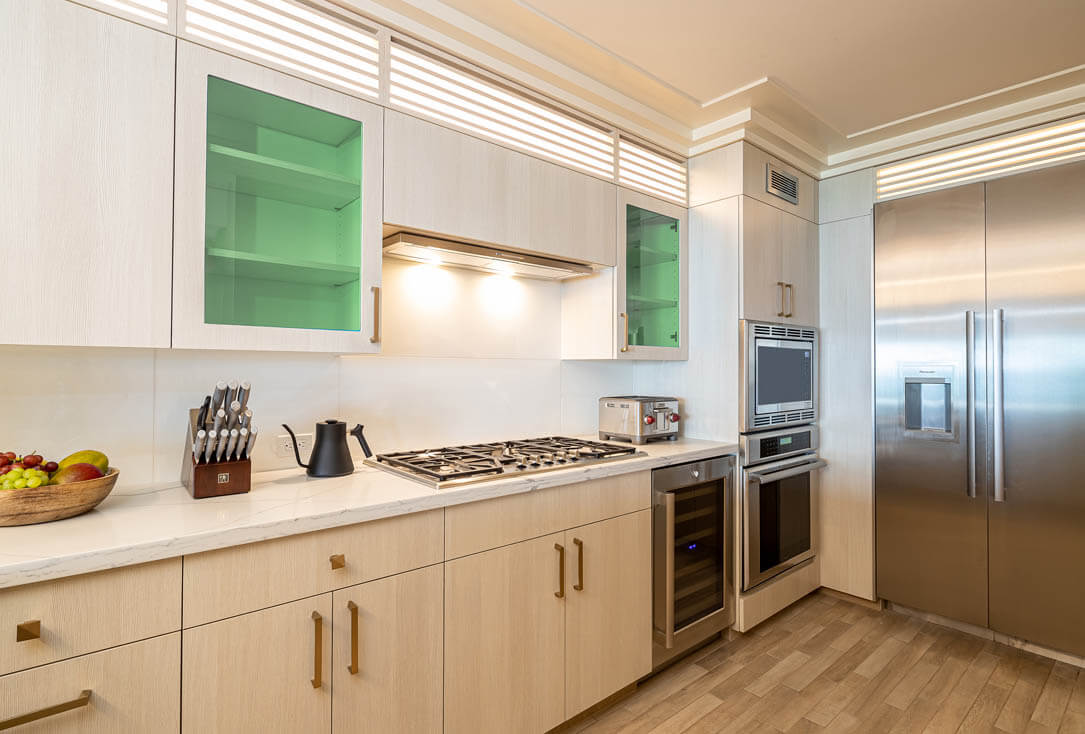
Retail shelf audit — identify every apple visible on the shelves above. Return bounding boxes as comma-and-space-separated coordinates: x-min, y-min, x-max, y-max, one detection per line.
51, 463, 104, 485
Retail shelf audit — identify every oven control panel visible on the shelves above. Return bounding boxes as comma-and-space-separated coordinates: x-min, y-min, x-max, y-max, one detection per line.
741, 426, 818, 465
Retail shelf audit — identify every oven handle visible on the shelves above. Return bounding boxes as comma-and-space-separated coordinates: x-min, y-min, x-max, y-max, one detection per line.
747, 458, 827, 484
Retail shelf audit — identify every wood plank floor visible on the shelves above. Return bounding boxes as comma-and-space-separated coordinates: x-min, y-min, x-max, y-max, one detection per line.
571, 592, 1085, 734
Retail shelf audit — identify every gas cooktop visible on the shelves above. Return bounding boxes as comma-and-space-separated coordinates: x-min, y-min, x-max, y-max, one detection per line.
366, 436, 641, 489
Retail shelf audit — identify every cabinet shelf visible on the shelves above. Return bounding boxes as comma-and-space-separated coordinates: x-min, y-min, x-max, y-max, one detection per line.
627, 294, 679, 311
627, 243, 678, 267
207, 144, 360, 211
206, 247, 359, 286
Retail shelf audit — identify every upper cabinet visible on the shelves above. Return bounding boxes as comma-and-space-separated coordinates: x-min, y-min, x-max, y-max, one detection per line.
740, 196, 819, 325
0, 0, 174, 348
172, 42, 384, 352
689, 141, 818, 225
384, 111, 616, 266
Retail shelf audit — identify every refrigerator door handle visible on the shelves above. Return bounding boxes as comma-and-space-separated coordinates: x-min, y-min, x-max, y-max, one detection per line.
966, 310, 976, 498
993, 308, 1006, 502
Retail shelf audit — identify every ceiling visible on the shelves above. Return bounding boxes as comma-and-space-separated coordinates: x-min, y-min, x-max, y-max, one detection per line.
349, 0, 1085, 175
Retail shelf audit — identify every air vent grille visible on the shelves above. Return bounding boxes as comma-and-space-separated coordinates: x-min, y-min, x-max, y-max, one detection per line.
183, 0, 380, 99
766, 163, 799, 205
752, 324, 815, 339
753, 410, 816, 428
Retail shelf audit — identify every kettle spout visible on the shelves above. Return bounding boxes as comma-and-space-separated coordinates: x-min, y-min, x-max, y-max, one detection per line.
349, 424, 373, 459
281, 424, 308, 468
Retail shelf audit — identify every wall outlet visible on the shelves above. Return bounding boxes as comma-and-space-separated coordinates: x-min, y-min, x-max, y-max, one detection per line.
275, 432, 312, 459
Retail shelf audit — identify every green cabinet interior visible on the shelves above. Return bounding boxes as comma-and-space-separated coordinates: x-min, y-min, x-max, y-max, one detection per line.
625, 205, 680, 348
204, 76, 363, 331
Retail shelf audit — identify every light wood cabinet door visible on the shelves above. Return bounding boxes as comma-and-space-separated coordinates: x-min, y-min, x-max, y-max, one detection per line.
564, 510, 652, 718
740, 196, 786, 323
0, 634, 179, 733
182, 595, 332, 733
528, 157, 617, 266
444, 533, 566, 734
331, 566, 442, 734
0, 0, 174, 347
780, 213, 819, 325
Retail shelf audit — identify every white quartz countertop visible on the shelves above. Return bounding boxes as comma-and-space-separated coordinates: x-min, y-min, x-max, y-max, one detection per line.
0, 437, 736, 589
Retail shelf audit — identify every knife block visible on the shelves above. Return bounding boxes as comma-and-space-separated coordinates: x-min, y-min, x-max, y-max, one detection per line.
181, 408, 251, 499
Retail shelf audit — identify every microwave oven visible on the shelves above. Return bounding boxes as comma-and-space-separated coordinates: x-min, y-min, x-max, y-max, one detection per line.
740, 320, 818, 433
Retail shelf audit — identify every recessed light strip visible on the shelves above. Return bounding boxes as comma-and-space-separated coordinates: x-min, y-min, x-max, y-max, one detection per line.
618, 139, 688, 204
879, 149, 1085, 200
95, 0, 168, 24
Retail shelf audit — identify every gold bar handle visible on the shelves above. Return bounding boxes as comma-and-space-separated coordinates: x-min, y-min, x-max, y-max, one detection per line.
619, 313, 629, 353
310, 611, 323, 689
329, 554, 345, 570
554, 543, 565, 598
573, 538, 584, 592
0, 689, 91, 730
777, 282, 786, 317
16, 620, 40, 642
347, 601, 359, 675
369, 286, 381, 344
785, 283, 794, 318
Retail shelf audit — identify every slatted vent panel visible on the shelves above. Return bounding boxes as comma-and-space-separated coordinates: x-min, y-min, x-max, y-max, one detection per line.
183, 0, 380, 98
97, 0, 169, 25
389, 41, 616, 179
752, 324, 815, 340
618, 138, 687, 204
766, 163, 799, 205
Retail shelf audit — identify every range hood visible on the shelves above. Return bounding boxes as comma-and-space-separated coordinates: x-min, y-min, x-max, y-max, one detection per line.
382, 231, 594, 280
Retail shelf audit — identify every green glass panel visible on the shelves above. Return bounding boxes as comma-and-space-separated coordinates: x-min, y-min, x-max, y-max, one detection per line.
625, 204, 680, 348
204, 77, 362, 331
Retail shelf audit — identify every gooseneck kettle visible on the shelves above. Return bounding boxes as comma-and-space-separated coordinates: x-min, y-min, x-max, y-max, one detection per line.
282, 420, 372, 478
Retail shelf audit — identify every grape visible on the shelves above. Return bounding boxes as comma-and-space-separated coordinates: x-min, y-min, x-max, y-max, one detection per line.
1, 480, 12, 490
26, 477, 42, 489
12, 478, 27, 489
7, 468, 22, 479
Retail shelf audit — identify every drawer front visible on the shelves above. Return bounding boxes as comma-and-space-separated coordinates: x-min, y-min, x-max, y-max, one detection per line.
0, 633, 180, 733
445, 471, 650, 559
0, 559, 181, 676
183, 510, 443, 627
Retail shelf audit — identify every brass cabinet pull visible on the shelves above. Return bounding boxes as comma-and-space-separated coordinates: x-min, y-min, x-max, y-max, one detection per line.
573, 538, 584, 592
0, 689, 91, 730
16, 620, 40, 642
369, 286, 381, 344
310, 611, 323, 689
619, 312, 629, 353
554, 543, 565, 598
329, 554, 345, 570
777, 282, 786, 317
347, 601, 359, 675
784, 283, 794, 318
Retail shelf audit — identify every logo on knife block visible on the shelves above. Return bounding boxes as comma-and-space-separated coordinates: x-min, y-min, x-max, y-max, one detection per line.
217, 472, 230, 484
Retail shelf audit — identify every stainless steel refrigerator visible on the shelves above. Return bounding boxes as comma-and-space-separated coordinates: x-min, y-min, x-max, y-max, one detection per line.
875, 160, 1085, 657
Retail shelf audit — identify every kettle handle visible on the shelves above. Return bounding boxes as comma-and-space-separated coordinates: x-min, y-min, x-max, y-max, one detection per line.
349, 424, 373, 459
281, 424, 308, 469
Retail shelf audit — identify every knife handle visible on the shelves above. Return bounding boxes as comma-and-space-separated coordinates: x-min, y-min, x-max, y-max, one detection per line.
211, 381, 227, 413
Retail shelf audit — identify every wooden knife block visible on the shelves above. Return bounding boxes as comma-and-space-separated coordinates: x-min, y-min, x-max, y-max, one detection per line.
181, 408, 251, 499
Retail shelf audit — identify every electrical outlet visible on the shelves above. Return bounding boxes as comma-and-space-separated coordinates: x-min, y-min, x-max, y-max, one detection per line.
275, 432, 312, 459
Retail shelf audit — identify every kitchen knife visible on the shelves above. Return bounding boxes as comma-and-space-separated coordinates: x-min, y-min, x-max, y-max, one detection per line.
237, 381, 251, 412
215, 430, 228, 462
193, 429, 208, 464
196, 395, 211, 432
204, 430, 218, 463
239, 409, 253, 429
236, 428, 249, 461
244, 426, 258, 459
225, 380, 239, 410
227, 400, 242, 430
225, 429, 239, 462
212, 409, 226, 434
211, 381, 227, 413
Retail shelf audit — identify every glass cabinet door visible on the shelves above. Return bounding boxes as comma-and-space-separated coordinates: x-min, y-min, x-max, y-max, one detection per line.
618, 189, 687, 359
205, 76, 362, 332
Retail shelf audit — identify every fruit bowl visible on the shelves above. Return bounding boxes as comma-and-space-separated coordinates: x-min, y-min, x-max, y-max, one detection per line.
0, 468, 119, 527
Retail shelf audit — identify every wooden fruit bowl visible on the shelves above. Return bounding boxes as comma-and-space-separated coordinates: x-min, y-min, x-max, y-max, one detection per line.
0, 468, 119, 527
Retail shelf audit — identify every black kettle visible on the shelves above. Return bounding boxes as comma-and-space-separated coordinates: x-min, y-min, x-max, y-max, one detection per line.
282, 420, 372, 478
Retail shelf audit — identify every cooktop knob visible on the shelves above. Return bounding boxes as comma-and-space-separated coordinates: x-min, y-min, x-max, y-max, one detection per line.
644, 415, 655, 425
670, 413, 680, 422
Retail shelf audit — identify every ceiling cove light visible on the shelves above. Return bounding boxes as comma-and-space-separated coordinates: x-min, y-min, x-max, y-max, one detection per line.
876, 118, 1085, 200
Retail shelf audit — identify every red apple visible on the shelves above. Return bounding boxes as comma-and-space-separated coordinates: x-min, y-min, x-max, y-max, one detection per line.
51, 463, 105, 485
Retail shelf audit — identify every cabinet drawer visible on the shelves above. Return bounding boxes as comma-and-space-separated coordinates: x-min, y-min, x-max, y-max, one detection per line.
445, 471, 650, 559
0, 633, 180, 733
0, 559, 181, 676
183, 510, 443, 627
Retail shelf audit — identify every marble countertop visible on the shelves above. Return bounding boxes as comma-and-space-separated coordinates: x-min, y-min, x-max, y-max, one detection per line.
0, 437, 736, 589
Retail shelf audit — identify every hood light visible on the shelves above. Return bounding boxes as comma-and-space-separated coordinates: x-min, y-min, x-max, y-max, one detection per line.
383, 231, 594, 281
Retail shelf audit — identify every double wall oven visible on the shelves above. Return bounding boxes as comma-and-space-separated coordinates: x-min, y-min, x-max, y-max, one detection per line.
739, 320, 824, 592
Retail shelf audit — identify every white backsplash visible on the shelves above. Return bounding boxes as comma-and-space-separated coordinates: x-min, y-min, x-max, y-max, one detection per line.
1, 255, 737, 491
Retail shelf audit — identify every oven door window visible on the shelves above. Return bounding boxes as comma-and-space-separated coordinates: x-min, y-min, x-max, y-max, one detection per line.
757, 473, 811, 573
672, 481, 725, 630
755, 339, 813, 413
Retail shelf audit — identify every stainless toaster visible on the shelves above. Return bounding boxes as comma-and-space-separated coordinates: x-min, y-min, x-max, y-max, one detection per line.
598, 396, 680, 444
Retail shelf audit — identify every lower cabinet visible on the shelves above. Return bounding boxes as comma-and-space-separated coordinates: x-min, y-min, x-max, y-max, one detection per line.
0, 633, 180, 733
445, 511, 652, 734
331, 566, 443, 733
182, 595, 333, 733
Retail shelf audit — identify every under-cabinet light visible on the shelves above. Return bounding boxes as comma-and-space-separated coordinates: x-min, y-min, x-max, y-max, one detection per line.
383, 232, 594, 281
876, 118, 1085, 200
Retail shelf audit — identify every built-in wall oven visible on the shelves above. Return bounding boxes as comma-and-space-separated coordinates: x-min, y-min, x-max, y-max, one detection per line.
740, 320, 818, 432
652, 455, 734, 669
740, 425, 825, 591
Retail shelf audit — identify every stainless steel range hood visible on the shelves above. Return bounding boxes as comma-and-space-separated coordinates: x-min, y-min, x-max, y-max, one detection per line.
382, 231, 594, 280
